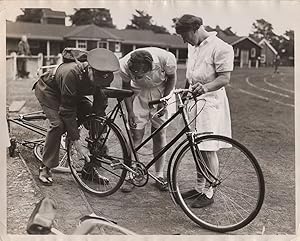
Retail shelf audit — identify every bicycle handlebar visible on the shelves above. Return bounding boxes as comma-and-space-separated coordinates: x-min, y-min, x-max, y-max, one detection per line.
148, 89, 194, 107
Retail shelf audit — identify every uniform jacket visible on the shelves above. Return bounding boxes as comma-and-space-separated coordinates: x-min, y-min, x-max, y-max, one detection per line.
34, 62, 107, 140
17, 40, 31, 55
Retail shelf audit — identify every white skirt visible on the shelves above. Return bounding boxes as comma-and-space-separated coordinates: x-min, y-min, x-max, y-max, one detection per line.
188, 87, 232, 151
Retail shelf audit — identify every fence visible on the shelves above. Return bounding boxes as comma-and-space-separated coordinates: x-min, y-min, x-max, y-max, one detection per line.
6, 52, 63, 81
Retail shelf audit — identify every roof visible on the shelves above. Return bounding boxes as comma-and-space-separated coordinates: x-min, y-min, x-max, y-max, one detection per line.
6, 21, 73, 41
230, 36, 262, 48
217, 31, 241, 44
42, 9, 66, 18
259, 39, 278, 55
105, 28, 187, 48
64, 24, 121, 40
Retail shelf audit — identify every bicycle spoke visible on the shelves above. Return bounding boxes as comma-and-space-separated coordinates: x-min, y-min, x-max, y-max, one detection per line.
172, 135, 264, 232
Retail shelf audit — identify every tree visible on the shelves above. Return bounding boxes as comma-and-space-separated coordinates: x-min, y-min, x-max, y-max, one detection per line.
126, 10, 169, 34
16, 8, 43, 23
251, 18, 275, 41
70, 8, 116, 28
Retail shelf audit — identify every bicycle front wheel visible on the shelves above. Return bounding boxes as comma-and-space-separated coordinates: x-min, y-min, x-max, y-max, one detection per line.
68, 116, 130, 197
172, 135, 265, 232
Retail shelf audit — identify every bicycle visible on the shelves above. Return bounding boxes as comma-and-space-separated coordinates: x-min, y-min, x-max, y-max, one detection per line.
26, 197, 136, 235
7, 110, 69, 173
66, 87, 265, 233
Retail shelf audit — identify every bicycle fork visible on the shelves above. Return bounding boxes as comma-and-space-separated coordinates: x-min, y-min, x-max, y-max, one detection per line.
188, 132, 221, 187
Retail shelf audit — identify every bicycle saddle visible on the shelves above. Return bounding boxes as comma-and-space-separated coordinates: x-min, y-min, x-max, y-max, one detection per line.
102, 87, 134, 99
26, 197, 56, 234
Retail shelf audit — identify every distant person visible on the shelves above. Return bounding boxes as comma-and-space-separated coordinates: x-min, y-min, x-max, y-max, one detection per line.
175, 14, 234, 208
119, 47, 177, 192
17, 35, 31, 79
274, 54, 280, 73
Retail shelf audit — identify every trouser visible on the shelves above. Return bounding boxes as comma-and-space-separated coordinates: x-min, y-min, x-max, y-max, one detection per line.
41, 97, 93, 168
17, 58, 28, 77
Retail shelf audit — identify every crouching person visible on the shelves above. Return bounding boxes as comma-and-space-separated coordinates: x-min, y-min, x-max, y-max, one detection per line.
33, 48, 120, 186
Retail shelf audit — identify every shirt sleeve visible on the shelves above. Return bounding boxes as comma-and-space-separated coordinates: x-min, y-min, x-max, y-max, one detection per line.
119, 57, 131, 85
93, 88, 108, 116
161, 52, 177, 75
214, 44, 234, 73
58, 70, 80, 140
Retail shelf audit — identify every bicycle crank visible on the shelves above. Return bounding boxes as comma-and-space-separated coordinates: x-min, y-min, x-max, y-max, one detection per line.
131, 162, 148, 187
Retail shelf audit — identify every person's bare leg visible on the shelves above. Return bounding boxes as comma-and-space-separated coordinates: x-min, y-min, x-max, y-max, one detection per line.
151, 126, 166, 179
196, 151, 218, 198
121, 128, 144, 192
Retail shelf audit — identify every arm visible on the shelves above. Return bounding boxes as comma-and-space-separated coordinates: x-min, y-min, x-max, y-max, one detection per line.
122, 78, 137, 128
192, 45, 233, 96
162, 73, 176, 97
93, 88, 108, 117
191, 71, 231, 95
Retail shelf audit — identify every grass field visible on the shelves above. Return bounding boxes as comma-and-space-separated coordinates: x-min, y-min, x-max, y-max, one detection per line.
6, 66, 295, 234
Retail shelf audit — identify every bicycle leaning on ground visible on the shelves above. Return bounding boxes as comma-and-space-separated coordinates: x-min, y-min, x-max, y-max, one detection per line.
7, 110, 69, 173
26, 197, 136, 235
66, 87, 265, 233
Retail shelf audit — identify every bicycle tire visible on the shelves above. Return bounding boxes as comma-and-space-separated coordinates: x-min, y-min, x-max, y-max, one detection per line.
172, 134, 265, 232
33, 138, 69, 173
67, 115, 130, 197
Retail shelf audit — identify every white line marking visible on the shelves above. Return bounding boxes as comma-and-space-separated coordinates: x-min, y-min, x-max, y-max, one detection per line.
238, 89, 269, 101
264, 78, 294, 93
246, 77, 290, 98
228, 82, 294, 108
274, 100, 294, 108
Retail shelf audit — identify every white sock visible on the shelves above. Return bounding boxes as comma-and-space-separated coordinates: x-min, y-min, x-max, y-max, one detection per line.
156, 172, 164, 179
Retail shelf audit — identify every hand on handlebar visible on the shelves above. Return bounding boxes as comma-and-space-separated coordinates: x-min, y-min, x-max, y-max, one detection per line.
74, 140, 91, 162
156, 102, 167, 117
191, 82, 208, 96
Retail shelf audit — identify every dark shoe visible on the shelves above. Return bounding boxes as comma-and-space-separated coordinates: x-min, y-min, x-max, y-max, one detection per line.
154, 177, 168, 192
121, 178, 135, 193
191, 193, 214, 208
81, 164, 109, 185
38, 166, 53, 186
181, 189, 201, 199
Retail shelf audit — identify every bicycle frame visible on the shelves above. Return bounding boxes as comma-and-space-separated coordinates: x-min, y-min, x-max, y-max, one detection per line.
7, 111, 47, 149
101, 93, 219, 185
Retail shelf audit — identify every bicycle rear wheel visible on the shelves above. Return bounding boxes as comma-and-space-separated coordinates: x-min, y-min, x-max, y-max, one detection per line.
172, 135, 265, 232
67, 116, 130, 197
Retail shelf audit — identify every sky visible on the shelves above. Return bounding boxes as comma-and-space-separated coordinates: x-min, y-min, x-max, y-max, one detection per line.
3, 0, 299, 36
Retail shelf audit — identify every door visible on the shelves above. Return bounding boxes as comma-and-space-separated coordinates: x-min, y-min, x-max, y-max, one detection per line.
240, 50, 249, 67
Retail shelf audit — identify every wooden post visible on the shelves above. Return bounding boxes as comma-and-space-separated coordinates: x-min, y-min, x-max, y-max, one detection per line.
37, 53, 43, 69
11, 52, 17, 80
57, 53, 63, 65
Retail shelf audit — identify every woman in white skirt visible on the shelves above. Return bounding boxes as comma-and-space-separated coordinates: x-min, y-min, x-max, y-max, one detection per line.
175, 14, 234, 208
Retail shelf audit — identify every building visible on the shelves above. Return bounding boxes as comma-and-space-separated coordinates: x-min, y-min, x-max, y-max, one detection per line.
7, 16, 264, 68
6, 21, 187, 65
258, 38, 278, 66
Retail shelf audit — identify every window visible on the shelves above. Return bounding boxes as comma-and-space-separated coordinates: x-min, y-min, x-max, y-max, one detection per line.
76, 40, 87, 50
115, 42, 121, 52
97, 41, 107, 49
251, 48, 256, 57
234, 48, 239, 57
